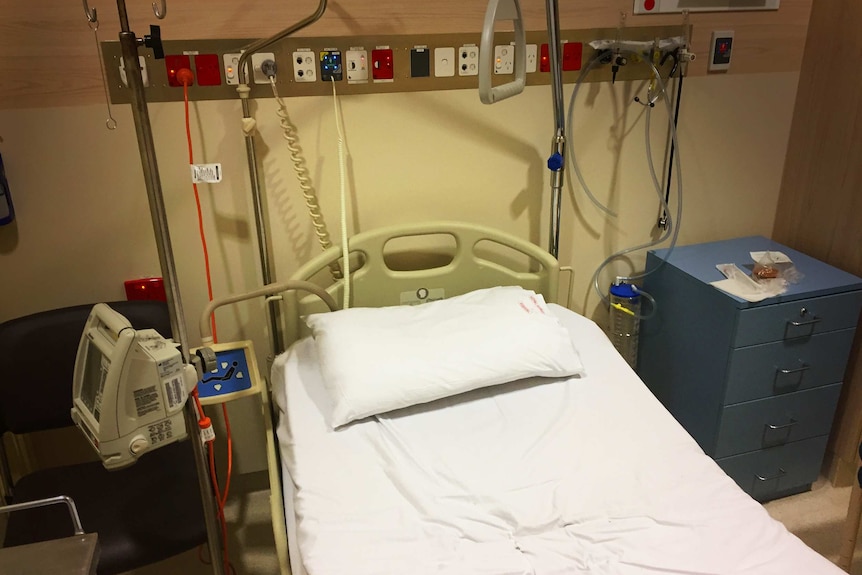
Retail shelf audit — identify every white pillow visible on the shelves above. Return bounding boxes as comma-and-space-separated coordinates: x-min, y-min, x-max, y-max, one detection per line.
304, 287, 585, 427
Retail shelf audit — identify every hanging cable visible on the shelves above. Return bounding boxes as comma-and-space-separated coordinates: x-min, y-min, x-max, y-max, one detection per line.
269, 78, 341, 281
180, 69, 234, 575
331, 78, 351, 310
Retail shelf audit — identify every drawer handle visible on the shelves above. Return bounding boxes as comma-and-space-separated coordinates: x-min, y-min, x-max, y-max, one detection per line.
788, 318, 822, 328
765, 418, 798, 432
773, 364, 810, 391
776, 365, 810, 376
756, 468, 787, 482
785, 308, 821, 339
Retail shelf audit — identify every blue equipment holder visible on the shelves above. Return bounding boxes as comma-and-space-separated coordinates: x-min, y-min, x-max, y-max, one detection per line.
193, 340, 262, 405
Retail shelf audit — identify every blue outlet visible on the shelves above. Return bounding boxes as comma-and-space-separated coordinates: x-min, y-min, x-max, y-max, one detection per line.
198, 347, 253, 400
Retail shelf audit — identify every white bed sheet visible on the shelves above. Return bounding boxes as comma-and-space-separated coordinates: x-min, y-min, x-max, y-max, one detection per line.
272, 304, 842, 575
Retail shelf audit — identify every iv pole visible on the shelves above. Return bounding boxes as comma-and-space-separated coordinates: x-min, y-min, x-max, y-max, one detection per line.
545, 0, 565, 258
110, 1, 226, 572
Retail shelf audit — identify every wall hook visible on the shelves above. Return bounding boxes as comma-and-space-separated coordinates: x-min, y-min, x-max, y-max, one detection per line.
152, 0, 167, 19
83, 0, 97, 23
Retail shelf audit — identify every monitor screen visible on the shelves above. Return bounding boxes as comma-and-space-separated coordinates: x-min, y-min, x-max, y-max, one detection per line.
79, 338, 110, 424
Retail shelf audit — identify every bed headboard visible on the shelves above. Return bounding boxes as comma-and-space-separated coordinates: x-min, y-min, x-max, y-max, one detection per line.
283, 221, 559, 346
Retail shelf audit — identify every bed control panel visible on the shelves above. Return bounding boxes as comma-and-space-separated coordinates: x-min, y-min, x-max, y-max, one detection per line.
193, 340, 262, 406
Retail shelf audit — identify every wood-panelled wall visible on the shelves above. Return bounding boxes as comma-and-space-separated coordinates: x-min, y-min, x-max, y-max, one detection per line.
773, 0, 862, 487
0, 0, 812, 109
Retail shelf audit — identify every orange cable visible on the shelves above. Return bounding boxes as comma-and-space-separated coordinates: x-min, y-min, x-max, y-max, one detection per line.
183, 80, 218, 343
182, 73, 233, 574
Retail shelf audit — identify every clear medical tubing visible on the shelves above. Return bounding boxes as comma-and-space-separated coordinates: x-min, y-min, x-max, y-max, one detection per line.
567, 50, 683, 317
567, 54, 617, 217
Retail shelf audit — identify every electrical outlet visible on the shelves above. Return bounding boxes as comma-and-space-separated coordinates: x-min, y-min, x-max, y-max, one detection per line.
119, 55, 149, 87
458, 45, 479, 76
562, 42, 583, 72
293, 50, 317, 82
494, 45, 514, 75
345, 49, 368, 83
526, 44, 538, 73
251, 53, 276, 84
222, 53, 246, 85
371, 48, 394, 81
320, 50, 343, 81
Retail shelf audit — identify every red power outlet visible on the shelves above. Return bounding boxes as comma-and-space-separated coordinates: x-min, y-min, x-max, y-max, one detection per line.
371, 49, 394, 80
194, 54, 222, 86
540, 44, 550, 72
165, 55, 192, 86
562, 42, 583, 71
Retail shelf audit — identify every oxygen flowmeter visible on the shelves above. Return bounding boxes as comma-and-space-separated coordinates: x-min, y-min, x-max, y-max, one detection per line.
71, 304, 198, 470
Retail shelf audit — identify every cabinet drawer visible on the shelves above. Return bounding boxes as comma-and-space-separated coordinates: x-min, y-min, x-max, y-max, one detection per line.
714, 384, 841, 458
716, 435, 828, 501
725, 329, 855, 404
733, 291, 862, 347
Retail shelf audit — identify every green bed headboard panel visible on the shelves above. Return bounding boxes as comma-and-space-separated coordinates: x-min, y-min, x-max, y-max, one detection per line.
283, 221, 559, 347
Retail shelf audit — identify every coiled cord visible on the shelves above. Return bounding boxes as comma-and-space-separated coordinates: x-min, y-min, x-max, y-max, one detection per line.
269, 78, 342, 280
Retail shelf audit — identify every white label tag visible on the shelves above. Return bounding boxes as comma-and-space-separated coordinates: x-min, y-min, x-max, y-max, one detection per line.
191, 163, 222, 184
200, 425, 216, 443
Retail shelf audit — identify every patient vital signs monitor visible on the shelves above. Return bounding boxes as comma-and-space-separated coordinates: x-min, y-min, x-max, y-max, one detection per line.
72, 304, 197, 470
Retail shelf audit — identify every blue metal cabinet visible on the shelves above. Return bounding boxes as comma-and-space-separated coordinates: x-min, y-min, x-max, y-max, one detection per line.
638, 236, 862, 501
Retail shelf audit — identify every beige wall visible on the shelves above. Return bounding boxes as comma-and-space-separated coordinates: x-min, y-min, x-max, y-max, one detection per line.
0, 70, 798, 472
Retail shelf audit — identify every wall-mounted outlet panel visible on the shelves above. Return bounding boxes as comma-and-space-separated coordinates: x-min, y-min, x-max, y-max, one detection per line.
458, 45, 479, 76
494, 45, 514, 75
251, 52, 276, 84
222, 53, 245, 85
164, 54, 192, 86
195, 54, 222, 86
320, 49, 343, 81
434, 47, 455, 77
371, 48, 394, 81
561, 42, 583, 72
102, 26, 685, 104
411, 47, 431, 78
345, 49, 368, 83
293, 50, 317, 82
525, 44, 538, 73
119, 55, 149, 87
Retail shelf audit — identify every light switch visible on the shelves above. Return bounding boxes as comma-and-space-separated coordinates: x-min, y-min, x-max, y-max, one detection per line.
434, 47, 455, 77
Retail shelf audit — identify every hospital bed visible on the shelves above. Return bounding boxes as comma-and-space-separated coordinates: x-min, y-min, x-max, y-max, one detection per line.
265, 221, 842, 575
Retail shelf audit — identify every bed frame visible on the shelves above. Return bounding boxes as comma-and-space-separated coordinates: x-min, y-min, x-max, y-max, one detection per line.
282, 221, 561, 346
265, 221, 560, 575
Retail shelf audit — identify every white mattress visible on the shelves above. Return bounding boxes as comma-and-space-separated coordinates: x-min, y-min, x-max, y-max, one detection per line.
272, 304, 841, 575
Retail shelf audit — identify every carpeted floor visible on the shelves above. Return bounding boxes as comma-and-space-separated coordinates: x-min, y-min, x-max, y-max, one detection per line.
763, 477, 860, 574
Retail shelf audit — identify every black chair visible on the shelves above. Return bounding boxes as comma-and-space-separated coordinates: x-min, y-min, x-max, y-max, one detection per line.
0, 301, 207, 574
